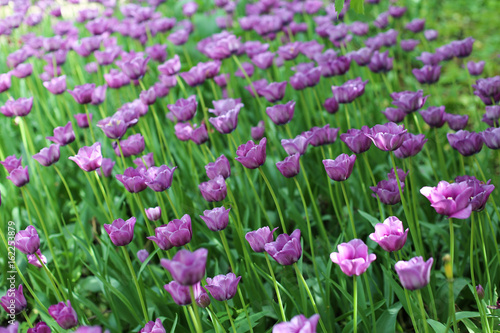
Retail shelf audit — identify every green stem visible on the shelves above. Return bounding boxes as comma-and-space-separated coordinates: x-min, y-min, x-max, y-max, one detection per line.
353, 275, 358, 333
340, 181, 357, 238
190, 285, 204, 333
265, 254, 286, 321
220, 230, 236, 272
36, 253, 64, 302
224, 301, 237, 333
448, 218, 457, 333
416, 290, 429, 333
404, 288, 420, 333
121, 246, 148, 323
84, 104, 96, 142
362, 274, 377, 332
258, 167, 287, 233
22, 310, 33, 328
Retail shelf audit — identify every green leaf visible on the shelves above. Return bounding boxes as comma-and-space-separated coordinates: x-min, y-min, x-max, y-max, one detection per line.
358, 210, 381, 227
334, 0, 344, 18
376, 302, 403, 333
351, 0, 365, 14
455, 311, 480, 322
426, 319, 448, 333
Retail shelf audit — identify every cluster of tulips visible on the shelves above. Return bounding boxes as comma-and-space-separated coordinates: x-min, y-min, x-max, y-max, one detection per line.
1, 0, 500, 332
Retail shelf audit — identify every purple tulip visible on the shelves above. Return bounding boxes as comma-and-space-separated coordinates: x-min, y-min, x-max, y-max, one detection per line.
46, 122, 75, 146
12, 63, 33, 78
0, 97, 33, 117
455, 175, 495, 212
394, 133, 428, 158
368, 51, 393, 73
281, 135, 310, 156
330, 239, 377, 276
424, 29, 438, 41
148, 215, 192, 249
273, 314, 319, 333
447, 130, 483, 156
234, 62, 254, 78
168, 29, 190, 46
115, 167, 147, 193
205, 273, 241, 301
74, 113, 92, 128
33, 144, 60, 167
200, 206, 230, 231
145, 207, 161, 221
158, 55, 181, 75
205, 155, 231, 180
97, 158, 115, 178
160, 248, 208, 286
114, 134, 145, 157
199, 175, 227, 202
104, 69, 130, 89
395, 257, 433, 290
351, 47, 374, 66
324, 97, 339, 114
482, 127, 500, 149
245, 78, 268, 97
374, 12, 389, 29
245, 226, 277, 253
68, 83, 95, 104
371, 179, 403, 205
142, 165, 176, 192
265, 229, 302, 266
251, 51, 274, 70
413, 65, 441, 84
167, 96, 197, 122
104, 217, 136, 246
467, 61, 485, 76
476, 285, 485, 300
320, 56, 351, 77
139, 87, 156, 105
137, 249, 150, 264
473, 76, 500, 105
0, 73, 12, 93
97, 115, 129, 139
405, 18, 425, 33
153, 82, 170, 98
388, 6, 407, 18
1, 155, 21, 173
369, 216, 408, 252
382, 107, 406, 123
27, 322, 50, 333
145, 44, 167, 63
420, 180, 473, 219
257, 81, 287, 103
303, 125, 339, 147
27, 249, 47, 268
119, 55, 150, 80
323, 154, 356, 182
349, 22, 369, 36
251, 121, 265, 141
164, 281, 209, 308
7, 166, 29, 187
419, 106, 446, 128
444, 113, 468, 130
332, 78, 368, 104
69, 142, 102, 172
48, 301, 78, 329
365, 122, 407, 151
214, 73, 229, 87
1, 285, 27, 315
400, 39, 420, 52
290, 67, 321, 90
276, 154, 300, 178
209, 107, 240, 134
451, 37, 474, 58
235, 138, 267, 169
133, 153, 155, 169
266, 101, 295, 125
391, 90, 428, 114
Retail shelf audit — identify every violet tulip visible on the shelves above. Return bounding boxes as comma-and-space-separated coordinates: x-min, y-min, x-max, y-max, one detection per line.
245, 226, 277, 253
205, 273, 241, 301
365, 122, 407, 151
199, 175, 227, 202
235, 138, 267, 169
68, 84, 95, 104
1, 155, 21, 173
27, 250, 47, 268
444, 113, 468, 130
48, 301, 78, 329
391, 90, 428, 114
140, 318, 166, 333
47, 121, 76, 146
281, 136, 310, 156
6, 166, 29, 187
167, 96, 197, 122
257, 81, 287, 103
273, 314, 320, 333
205, 155, 231, 180
160, 248, 208, 286
164, 281, 209, 308
332, 78, 368, 104
148, 215, 192, 249
104, 217, 136, 246
14, 226, 40, 255
467, 61, 485, 76
200, 206, 230, 231
395, 257, 433, 290
69, 142, 102, 172
330, 239, 376, 276
266, 101, 295, 125
43, 75, 66, 95
264, 229, 302, 265
420, 180, 473, 219
371, 179, 404, 205
323, 154, 356, 181
145, 206, 161, 221
116, 167, 147, 193
394, 133, 427, 158
419, 106, 446, 128
447, 130, 483, 156
276, 154, 300, 178
33, 144, 60, 167
1, 97, 33, 117
455, 175, 495, 212
412, 65, 441, 84
74, 113, 92, 128
369, 216, 408, 252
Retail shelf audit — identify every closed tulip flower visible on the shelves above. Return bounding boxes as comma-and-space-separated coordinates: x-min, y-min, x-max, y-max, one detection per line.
323, 154, 356, 181
419, 106, 446, 128
340, 127, 372, 154
266, 101, 295, 125
104, 217, 136, 246
167, 96, 197, 122
235, 138, 267, 169
455, 175, 495, 212
447, 130, 483, 156
420, 180, 473, 219
444, 113, 468, 131
120, 55, 150, 80
114, 134, 145, 157
7, 166, 29, 187
27, 321, 50, 333
68, 83, 95, 104
199, 175, 227, 202
158, 55, 181, 75
15, 225, 40, 255
148, 215, 192, 249
0, 97, 33, 117
324, 97, 339, 114
330, 239, 376, 276
160, 248, 208, 285
48, 301, 78, 329
200, 206, 230, 231
394, 133, 428, 158
27, 249, 47, 268
467, 61, 485, 76
371, 179, 404, 205
331, 78, 368, 104
74, 113, 92, 128
137, 249, 150, 264
265, 229, 302, 265
1, 155, 22, 173
245, 226, 278, 252
43, 75, 67, 95
365, 122, 407, 151
482, 127, 500, 149
251, 121, 265, 141
412, 65, 441, 84
164, 281, 209, 307
1, 285, 27, 315
116, 167, 147, 193
145, 206, 162, 221
33, 144, 60, 167
369, 216, 409, 252
395, 256, 433, 290
391, 90, 428, 114
276, 154, 300, 178
47, 122, 76, 146
257, 81, 287, 103
205, 273, 241, 301
273, 314, 320, 333
97, 158, 115, 178
205, 155, 231, 180
209, 108, 240, 134
281, 136, 310, 156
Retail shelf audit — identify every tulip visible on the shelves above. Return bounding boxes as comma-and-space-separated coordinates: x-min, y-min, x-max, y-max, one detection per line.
394, 257, 433, 290
266, 101, 295, 125
370, 179, 404, 205
145, 207, 162, 221
158, 55, 181, 75
400, 39, 420, 52
419, 106, 446, 128
1, 155, 22, 173
97, 158, 115, 178
205, 273, 241, 301
205, 155, 231, 180
148, 215, 192, 249
330, 239, 376, 276
394, 133, 427, 158
74, 113, 92, 128
1, 285, 27, 315
209, 108, 240, 134
412, 65, 441, 84
340, 127, 372, 154
444, 113, 468, 130
7, 166, 29, 187
365, 122, 407, 151
47, 122, 76, 146
257, 81, 287, 103
104, 217, 136, 246
447, 130, 483, 156
251, 121, 265, 141
451, 37, 475, 58
455, 175, 495, 212
281, 136, 310, 156
0, 97, 33, 117
276, 154, 301, 178
116, 167, 148, 193
167, 96, 197, 122
27, 249, 47, 268
160, 248, 208, 285
43, 75, 67, 95
48, 300, 78, 329
369, 216, 408, 252
390, 90, 428, 114
114, 134, 145, 158
323, 154, 356, 181
199, 206, 230, 231
163, 281, 209, 307
69, 142, 103, 172
265, 229, 302, 265
27, 322, 50, 333
120, 55, 150, 80
199, 175, 227, 202
420, 180, 473, 219
273, 314, 320, 333
137, 249, 150, 264
405, 18, 425, 33
68, 83, 95, 104
33, 144, 60, 167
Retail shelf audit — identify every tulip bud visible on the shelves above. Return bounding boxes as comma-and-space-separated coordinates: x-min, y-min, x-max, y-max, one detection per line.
443, 254, 453, 281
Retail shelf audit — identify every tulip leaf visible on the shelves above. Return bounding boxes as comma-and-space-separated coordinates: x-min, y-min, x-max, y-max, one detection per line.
358, 209, 381, 227
351, 0, 365, 14
376, 302, 402, 333
334, 0, 344, 18
426, 319, 447, 333
455, 311, 480, 321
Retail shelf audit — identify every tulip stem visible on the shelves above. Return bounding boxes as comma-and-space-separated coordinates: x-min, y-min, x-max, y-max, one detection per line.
190, 285, 204, 333
258, 167, 287, 233
433, 127, 448, 180
220, 230, 236, 273
293, 263, 328, 333
403, 288, 420, 333
36, 252, 64, 302
477, 214, 493, 309
84, 104, 96, 142
195, 85, 217, 153
165, 191, 180, 219
362, 274, 377, 332
416, 290, 429, 333
224, 301, 237, 333
265, 253, 287, 322
340, 181, 357, 238
21, 310, 33, 328
448, 218, 458, 333
353, 275, 358, 333
94, 171, 114, 220
121, 246, 148, 323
